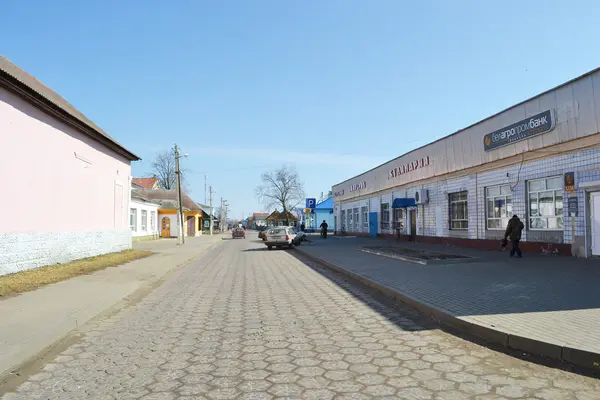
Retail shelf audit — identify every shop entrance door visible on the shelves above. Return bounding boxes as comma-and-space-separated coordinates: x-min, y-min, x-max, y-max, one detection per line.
161, 217, 171, 238
592, 192, 600, 256
369, 212, 378, 237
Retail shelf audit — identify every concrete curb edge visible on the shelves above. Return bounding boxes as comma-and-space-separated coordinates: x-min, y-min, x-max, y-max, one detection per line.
0, 238, 227, 385
294, 247, 600, 371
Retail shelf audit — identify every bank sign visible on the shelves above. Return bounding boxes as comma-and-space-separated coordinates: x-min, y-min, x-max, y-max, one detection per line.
483, 110, 555, 151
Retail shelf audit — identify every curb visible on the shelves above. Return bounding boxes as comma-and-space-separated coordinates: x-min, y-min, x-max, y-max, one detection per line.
294, 247, 600, 372
0, 238, 226, 387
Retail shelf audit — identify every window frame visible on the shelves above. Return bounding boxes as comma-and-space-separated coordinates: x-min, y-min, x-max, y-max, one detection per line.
130, 208, 138, 231
141, 210, 148, 232
150, 211, 156, 231
485, 185, 513, 230
341, 210, 346, 230
448, 191, 468, 230
393, 208, 405, 230
361, 206, 368, 228
527, 176, 564, 231
353, 208, 359, 230
381, 203, 390, 230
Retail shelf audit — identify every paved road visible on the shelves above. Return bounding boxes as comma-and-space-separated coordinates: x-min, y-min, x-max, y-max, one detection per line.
2, 234, 599, 399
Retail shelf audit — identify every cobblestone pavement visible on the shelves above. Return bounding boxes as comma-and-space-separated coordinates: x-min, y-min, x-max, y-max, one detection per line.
2, 235, 599, 399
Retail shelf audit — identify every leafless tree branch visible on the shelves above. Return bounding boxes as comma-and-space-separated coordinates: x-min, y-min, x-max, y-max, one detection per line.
148, 149, 188, 191
255, 165, 305, 225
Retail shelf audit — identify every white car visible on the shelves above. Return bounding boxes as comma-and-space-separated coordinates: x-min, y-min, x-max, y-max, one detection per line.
264, 226, 302, 250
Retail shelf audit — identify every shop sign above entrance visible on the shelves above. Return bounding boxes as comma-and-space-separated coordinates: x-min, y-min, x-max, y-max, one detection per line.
388, 156, 431, 180
483, 110, 555, 151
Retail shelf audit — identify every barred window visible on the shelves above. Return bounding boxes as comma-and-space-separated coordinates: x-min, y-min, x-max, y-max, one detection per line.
486, 185, 512, 229
381, 203, 390, 229
393, 208, 405, 231
528, 177, 563, 230
449, 191, 468, 230
361, 206, 368, 228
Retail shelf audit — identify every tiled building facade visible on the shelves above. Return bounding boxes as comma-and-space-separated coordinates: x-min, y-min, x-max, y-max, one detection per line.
333, 69, 600, 257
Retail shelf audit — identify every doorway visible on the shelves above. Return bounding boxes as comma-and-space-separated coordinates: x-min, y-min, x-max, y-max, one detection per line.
161, 217, 171, 238
369, 212, 378, 237
187, 216, 195, 236
592, 192, 600, 256
409, 209, 417, 241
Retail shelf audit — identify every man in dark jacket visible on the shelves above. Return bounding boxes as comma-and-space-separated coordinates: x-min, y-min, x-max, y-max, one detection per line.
320, 220, 328, 239
504, 214, 524, 258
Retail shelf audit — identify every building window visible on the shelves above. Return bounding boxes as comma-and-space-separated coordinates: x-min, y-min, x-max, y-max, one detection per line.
486, 185, 512, 229
361, 206, 368, 228
353, 208, 359, 230
341, 210, 346, 230
348, 210, 353, 231
449, 191, 468, 230
141, 210, 148, 231
393, 208, 405, 231
527, 176, 563, 230
381, 203, 390, 229
150, 211, 156, 231
130, 208, 137, 231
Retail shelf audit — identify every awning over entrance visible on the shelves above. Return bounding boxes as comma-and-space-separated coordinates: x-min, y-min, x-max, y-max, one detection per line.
392, 198, 416, 208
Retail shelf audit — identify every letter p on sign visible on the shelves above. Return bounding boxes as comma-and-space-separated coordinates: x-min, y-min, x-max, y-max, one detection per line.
306, 198, 316, 209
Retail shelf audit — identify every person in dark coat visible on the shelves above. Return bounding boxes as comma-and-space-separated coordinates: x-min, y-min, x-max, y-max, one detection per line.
504, 214, 524, 258
320, 220, 328, 239
300, 222, 305, 232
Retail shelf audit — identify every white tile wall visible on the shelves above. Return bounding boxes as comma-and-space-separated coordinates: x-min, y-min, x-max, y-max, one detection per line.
337, 147, 600, 255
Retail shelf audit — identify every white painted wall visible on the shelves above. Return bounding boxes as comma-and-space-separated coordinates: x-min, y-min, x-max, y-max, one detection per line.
130, 199, 160, 238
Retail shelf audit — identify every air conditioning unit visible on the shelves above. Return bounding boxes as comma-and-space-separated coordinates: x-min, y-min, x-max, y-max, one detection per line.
415, 189, 429, 205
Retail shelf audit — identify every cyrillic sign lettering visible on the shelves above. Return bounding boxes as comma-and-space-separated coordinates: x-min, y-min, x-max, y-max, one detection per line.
483, 110, 554, 151
388, 156, 431, 179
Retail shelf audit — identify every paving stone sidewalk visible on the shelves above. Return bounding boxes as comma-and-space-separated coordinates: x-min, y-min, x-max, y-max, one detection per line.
0, 235, 225, 379
295, 237, 600, 366
2, 234, 600, 399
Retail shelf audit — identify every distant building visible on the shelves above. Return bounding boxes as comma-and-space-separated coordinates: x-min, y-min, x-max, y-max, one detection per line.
132, 176, 159, 189
248, 212, 269, 229
265, 210, 298, 227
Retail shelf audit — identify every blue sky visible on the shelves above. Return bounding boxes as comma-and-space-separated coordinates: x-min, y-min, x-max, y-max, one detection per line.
3, 1, 600, 219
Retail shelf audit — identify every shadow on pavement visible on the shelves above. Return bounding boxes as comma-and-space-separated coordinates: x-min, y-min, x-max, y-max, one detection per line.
288, 248, 599, 378
298, 237, 600, 317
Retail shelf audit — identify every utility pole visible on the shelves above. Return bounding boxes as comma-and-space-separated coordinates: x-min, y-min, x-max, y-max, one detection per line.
174, 144, 185, 245
220, 198, 223, 231
209, 186, 214, 236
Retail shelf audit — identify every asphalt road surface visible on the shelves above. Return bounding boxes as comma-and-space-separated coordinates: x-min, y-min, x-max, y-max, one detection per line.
2, 233, 599, 399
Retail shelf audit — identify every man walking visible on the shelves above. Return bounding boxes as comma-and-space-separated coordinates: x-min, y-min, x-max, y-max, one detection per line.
504, 214, 524, 258
320, 220, 328, 239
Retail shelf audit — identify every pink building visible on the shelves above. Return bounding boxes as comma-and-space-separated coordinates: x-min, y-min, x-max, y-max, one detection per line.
0, 57, 140, 276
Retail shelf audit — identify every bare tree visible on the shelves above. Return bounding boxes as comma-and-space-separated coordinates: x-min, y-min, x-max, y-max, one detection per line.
149, 149, 188, 190
256, 165, 305, 225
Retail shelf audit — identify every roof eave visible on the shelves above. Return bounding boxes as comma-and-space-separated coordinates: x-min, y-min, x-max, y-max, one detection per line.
0, 72, 141, 162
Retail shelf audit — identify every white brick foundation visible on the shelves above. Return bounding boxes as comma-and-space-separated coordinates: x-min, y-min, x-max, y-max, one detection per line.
0, 229, 132, 276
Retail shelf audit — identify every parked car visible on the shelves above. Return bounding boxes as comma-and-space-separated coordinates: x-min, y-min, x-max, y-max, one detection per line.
264, 226, 302, 250
258, 226, 271, 241
232, 227, 246, 239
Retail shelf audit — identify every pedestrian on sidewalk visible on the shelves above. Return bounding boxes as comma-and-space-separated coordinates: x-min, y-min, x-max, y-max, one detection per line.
320, 220, 328, 239
300, 222, 305, 232
504, 214, 524, 258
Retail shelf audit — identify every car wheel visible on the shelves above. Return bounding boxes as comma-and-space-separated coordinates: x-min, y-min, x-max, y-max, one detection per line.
267, 245, 272, 250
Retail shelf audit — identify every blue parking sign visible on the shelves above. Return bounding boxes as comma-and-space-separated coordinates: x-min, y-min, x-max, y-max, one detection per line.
306, 198, 316, 209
